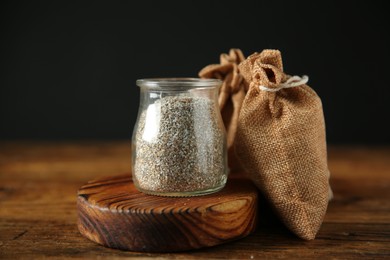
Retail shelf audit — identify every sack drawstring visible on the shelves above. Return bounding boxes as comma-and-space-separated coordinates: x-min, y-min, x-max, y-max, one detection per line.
259, 75, 309, 92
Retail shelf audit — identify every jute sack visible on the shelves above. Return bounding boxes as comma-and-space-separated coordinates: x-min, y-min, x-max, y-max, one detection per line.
236, 49, 331, 240
199, 49, 248, 172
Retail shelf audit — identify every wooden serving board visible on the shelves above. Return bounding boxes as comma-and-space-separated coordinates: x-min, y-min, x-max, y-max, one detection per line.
77, 174, 258, 252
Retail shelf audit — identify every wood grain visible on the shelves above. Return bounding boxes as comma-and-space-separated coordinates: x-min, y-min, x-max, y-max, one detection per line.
77, 174, 258, 252
0, 142, 389, 259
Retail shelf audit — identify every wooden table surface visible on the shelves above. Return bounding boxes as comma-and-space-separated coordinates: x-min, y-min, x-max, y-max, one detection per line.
0, 141, 389, 259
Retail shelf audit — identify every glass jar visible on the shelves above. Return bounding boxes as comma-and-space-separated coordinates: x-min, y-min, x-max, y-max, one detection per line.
132, 78, 228, 197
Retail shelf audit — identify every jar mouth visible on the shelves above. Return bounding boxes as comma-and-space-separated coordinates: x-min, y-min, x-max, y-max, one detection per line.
136, 78, 222, 89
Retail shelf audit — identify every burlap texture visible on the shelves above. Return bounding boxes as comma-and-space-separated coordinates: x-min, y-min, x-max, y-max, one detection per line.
236, 49, 331, 240
199, 49, 248, 172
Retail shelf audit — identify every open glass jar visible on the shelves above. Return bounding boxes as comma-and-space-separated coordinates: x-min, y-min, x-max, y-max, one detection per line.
132, 78, 228, 197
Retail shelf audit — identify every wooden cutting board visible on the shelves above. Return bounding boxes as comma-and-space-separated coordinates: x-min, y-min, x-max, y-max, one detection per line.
77, 174, 258, 252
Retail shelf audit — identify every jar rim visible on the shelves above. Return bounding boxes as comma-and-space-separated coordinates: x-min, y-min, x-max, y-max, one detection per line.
136, 78, 222, 89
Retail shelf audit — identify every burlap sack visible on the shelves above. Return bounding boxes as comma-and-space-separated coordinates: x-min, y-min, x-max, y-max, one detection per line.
199, 49, 248, 172
235, 49, 331, 240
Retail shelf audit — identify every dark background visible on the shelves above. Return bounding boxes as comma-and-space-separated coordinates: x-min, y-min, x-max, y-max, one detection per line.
1, 0, 389, 144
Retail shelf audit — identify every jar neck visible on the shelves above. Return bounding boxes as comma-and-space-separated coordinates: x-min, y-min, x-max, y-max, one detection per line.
139, 86, 220, 104
136, 78, 222, 91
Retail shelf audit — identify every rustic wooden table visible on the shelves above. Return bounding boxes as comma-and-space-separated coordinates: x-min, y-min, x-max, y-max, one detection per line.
0, 141, 389, 259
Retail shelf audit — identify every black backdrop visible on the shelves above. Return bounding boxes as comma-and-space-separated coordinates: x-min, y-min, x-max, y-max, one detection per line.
1, 0, 389, 144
